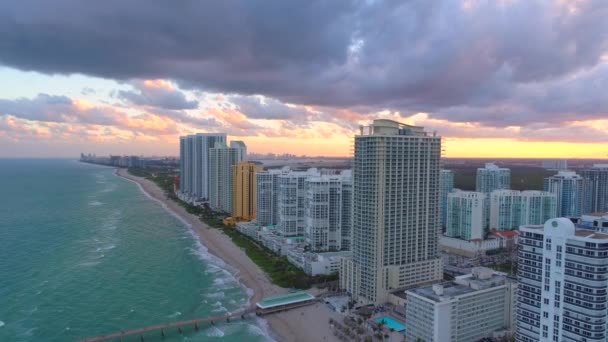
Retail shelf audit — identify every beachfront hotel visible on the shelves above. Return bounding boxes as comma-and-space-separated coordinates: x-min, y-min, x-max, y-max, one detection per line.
255, 168, 289, 227
277, 169, 319, 237
341, 119, 443, 305
178, 133, 227, 202
232, 161, 263, 221
208, 141, 246, 213
517, 218, 608, 342
544, 170, 584, 217
406, 267, 516, 342
304, 171, 352, 252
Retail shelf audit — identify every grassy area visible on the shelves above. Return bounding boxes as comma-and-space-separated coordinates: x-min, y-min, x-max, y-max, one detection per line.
127, 168, 176, 196
126, 167, 336, 289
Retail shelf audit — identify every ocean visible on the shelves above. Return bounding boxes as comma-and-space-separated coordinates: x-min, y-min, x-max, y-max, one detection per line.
0, 159, 271, 341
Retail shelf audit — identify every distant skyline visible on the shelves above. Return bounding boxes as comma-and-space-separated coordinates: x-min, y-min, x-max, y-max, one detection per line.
1, 1, 608, 158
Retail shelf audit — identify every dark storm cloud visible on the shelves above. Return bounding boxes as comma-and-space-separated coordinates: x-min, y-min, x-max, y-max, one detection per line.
1, 0, 608, 130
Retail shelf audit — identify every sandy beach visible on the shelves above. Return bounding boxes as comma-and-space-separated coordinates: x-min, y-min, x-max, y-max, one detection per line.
116, 168, 341, 342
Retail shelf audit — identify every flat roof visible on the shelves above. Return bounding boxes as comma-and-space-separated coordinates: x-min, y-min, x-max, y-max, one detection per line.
409, 274, 506, 303
256, 291, 315, 309
575, 230, 608, 239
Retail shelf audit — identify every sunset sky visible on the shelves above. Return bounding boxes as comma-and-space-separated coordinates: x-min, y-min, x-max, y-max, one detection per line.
1, 1, 607, 158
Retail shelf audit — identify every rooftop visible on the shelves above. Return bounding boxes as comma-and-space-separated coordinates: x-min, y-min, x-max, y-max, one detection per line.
256, 291, 315, 309
359, 119, 431, 137
587, 212, 608, 218
408, 268, 507, 303
575, 230, 608, 239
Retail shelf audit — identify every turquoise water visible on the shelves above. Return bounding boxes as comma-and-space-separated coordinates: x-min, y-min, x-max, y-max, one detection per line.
0, 159, 271, 341
374, 317, 406, 332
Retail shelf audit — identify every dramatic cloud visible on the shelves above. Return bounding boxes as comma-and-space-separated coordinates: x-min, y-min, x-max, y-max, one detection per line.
0, 94, 179, 134
1, 0, 608, 153
117, 80, 198, 110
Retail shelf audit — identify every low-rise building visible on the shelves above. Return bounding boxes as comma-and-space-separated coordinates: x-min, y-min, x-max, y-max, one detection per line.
406, 267, 516, 342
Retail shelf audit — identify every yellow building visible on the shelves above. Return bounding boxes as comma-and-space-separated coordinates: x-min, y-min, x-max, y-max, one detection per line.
232, 161, 263, 221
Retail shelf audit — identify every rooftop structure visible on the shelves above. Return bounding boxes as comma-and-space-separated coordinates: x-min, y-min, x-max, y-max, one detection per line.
256, 291, 316, 314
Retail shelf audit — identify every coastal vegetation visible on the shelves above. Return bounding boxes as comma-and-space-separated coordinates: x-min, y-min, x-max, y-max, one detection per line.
451, 165, 553, 191
126, 167, 337, 289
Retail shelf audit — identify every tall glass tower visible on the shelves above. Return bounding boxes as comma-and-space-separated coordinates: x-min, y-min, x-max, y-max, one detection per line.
345, 119, 443, 304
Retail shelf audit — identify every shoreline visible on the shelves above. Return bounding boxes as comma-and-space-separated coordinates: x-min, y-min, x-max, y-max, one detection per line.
114, 168, 343, 342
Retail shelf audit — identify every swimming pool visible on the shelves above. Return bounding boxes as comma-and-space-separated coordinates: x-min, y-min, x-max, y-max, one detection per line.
374, 316, 406, 332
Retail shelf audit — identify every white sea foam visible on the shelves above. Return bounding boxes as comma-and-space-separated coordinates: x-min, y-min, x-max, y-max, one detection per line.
115, 171, 269, 340
77, 261, 101, 267
167, 311, 182, 318
205, 291, 225, 299
205, 326, 225, 337
24, 327, 37, 336
211, 301, 228, 313
88, 201, 103, 206
0, 321, 5, 328
252, 318, 276, 342
96, 244, 116, 252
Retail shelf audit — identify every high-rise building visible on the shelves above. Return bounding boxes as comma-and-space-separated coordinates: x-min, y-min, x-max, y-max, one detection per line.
232, 161, 262, 221
255, 168, 289, 227
208, 141, 246, 213
179, 135, 195, 196
277, 169, 319, 237
406, 267, 516, 342
520, 191, 558, 227
179, 136, 189, 193
343, 119, 443, 305
543, 171, 584, 217
178, 133, 226, 201
477, 163, 511, 229
440, 169, 455, 229
582, 164, 608, 214
446, 190, 486, 241
340, 170, 353, 251
489, 190, 557, 231
517, 218, 608, 342
304, 171, 352, 252
541, 159, 568, 171
193, 133, 226, 200
476, 163, 511, 193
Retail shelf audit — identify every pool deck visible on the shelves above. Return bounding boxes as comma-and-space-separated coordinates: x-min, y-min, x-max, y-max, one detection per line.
374, 316, 406, 332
